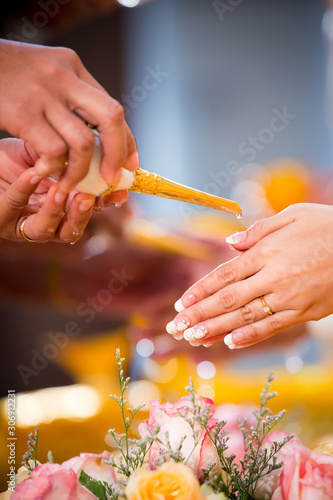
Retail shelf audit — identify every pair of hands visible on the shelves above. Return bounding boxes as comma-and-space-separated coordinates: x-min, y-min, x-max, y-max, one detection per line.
0, 138, 129, 243
0, 39, 138, 243
167, 203, 333, 348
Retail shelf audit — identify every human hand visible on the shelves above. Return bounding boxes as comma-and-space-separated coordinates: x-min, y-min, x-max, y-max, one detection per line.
166, 203, 333, 349
0, 138, 95, 243
0, 39, 139, 193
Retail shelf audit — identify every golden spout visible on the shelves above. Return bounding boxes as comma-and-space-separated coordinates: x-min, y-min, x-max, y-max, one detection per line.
126, 168, 242, 216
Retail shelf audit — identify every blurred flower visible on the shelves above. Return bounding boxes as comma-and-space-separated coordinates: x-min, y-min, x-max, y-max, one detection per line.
125, 462, 203, 500
139, 395, 220, 480
62, 451, 117, 484
0, 462, 40, 500
312, 442, 333, 456
200, 484, 228, 499
12, 463, 96, 499
271, 449, 333, 500
214, 403, 258, 462
254, 430, 309, 500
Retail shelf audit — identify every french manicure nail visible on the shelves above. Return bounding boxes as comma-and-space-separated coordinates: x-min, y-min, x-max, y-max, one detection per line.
166, 318, 190, 335
223, 333, 235, 349
184, 325, 207, 342
226, 231, 247, 245
174, 299, 185, 313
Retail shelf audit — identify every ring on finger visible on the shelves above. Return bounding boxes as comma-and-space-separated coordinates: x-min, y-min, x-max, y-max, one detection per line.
19, 216, 36, 243
260, 295, 273, 316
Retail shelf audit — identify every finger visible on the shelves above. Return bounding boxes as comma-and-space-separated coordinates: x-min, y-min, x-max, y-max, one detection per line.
223, 310, 298, 349
94, 190, 129, 211
45, 104, 96, 191
65, 80, 128, 186
122, 123, 140, 172
21, 113, 68, 178
76, 68, 140, 173
56, 192, 94, 243
174, 253, 261, 311
20, 184, 69, 242
225, 207, 297, 251
1, 168, 41, 221
77, 61, 108, 94
181, 296, 275, 346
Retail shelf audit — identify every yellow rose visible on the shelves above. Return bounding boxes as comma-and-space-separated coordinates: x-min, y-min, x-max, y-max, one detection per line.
125, 462, 204, 500
312, 442, 333, 455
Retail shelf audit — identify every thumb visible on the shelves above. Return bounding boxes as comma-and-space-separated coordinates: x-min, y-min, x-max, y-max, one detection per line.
226, 209, 295, 251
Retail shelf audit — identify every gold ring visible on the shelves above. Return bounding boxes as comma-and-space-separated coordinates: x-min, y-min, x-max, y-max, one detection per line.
260, 295, 273, 315
19, 216, 36, 243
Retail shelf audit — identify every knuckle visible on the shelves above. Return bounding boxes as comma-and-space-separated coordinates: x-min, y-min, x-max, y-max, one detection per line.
47, 139, 68, 158
5, 192, 24, 211
74, 128, 95, 156
59, 47, 80, 66
268, 315, 282, 331
190, 303, 206, 324
216, 263, 236, 285
239, 304, 255, 323
103, 100, 125, 126
243, 324, 258, 342
249, 219, 265, 238
217, 288, 236, 310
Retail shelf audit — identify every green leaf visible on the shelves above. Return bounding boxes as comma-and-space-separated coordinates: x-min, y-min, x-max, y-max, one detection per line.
79, 470, 108, 500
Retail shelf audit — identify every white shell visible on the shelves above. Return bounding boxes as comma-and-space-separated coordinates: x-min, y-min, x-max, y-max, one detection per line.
75, 130, 135, 196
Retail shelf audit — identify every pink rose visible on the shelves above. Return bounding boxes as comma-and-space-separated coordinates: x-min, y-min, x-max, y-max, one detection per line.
214, 403, 258, 462
139, 395, 220, 480
12, 463, 97, 500
62, 451, 117, 484
271, 449, 333, 500
254, 430, 310, 500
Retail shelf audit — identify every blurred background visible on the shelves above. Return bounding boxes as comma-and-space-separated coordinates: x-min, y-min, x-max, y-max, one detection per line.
1, 0, 333, 490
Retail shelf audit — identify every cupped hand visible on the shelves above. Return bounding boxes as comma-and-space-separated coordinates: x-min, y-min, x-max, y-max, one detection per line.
0, 39, 139, 193
166, 204, 333, 349
0, 138, 95, 243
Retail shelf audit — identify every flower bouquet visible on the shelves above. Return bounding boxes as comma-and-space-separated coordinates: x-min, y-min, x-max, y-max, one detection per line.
3, 349, 333, 500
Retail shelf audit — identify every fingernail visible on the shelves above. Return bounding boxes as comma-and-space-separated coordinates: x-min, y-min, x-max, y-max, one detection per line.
107, 169, 122, 186
30, 175, 42, 185
232, 330, 245, 343
127, 151, 140, 170
178, 293, 196, 309
174, 299, 185, 313
35, 161, 51, 176
173, 332, 184, 340
55, 191, 67, 204
224, 333, 235, 349
79, 199, 94, 212
166, 318, 190, 335
93, 205, 103, 212
226, 231, 247, 245
184, 325, 207, 342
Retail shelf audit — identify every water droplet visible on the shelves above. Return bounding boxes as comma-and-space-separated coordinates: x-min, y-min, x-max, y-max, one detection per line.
236, 214, 242, 219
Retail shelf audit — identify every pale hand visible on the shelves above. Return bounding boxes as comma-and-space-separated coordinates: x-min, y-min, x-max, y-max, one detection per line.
166, 204, 333, 348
